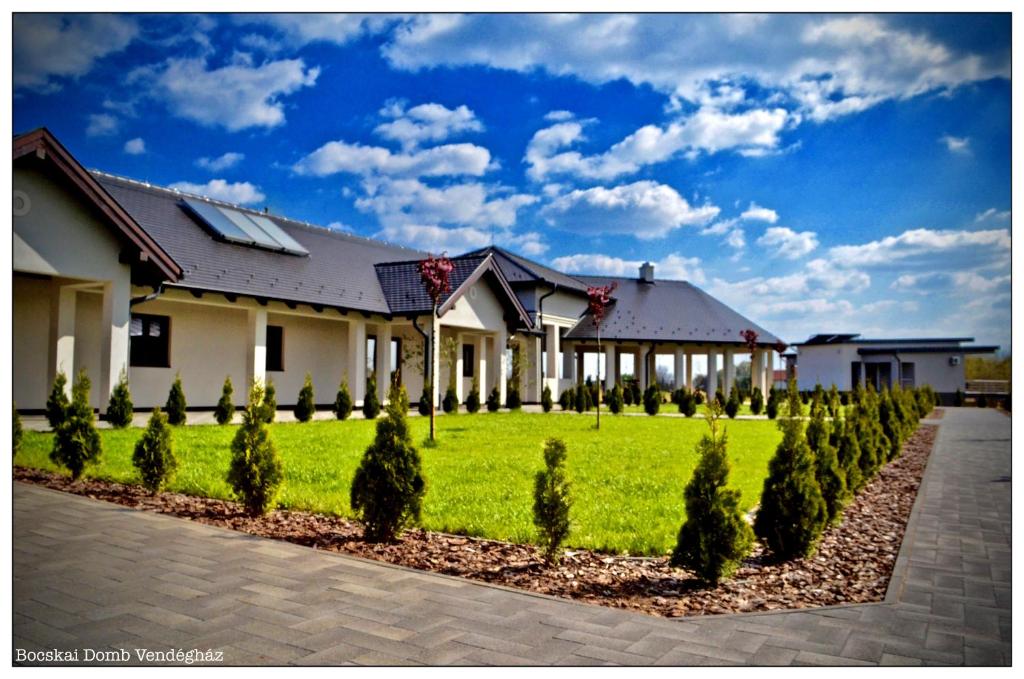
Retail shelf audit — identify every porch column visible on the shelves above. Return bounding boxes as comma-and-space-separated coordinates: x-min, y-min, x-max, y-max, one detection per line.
764, 349, 774, 391
724, 348, 735, 396
525, 334, 542, 402
545, 324, 560, 392
707, 349, 718, 396
376, 323, 392, 403
561, 340, 575, 384
636, 349, 646, 391
476, 334, 488, 398
346, 317, 367, 406
48, 284, 77, 398
431, 318, 442, 408
99, 280, 130, 413
750, 350, 762, 394
454, 332, 465, 405
673, 348, 685, 389
494, 328, 507, 406
604, 346, 615, 391
685, 352, 693, 390
245, 307, 268, 394
576, 348, 585, 385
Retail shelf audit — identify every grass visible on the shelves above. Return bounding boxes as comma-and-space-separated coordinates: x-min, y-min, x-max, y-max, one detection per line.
16, 411, 782, 556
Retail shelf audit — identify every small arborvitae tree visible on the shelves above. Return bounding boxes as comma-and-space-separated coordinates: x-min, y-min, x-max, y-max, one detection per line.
954, 388, 965, 407
836, 415, 864, 494
574, 384, 588, 413
749, 387, 764, 415
878, 389, 902, 462
630, 381, 642, 406
622, 381, 634, 406
828, 385, 841, 419
670, 402, 754, 584
214, 376, 235, 425
643, 384, 661, 415
294, 373, 316, 422
582, 381, 594, 410
806, 397, 849, 525
262, 379, 277, 423
506, 384, 522, 410
541, 384, 553, 413
442, 385, 458, 414
132, 407, 176, 493
466, 377, 481, 413
50, 370, 102, 480
363, 373, 382, 419
681, 388, 697, 417
106, 369, 134, 428
13, 403, 23, 456
165, 373, 188, 425
607, 383, 624, 414
350, 384, 426, 542
753, 380, 828, 560
766, 390, 779, 419
46, 370, 70, 429
724, 387, 740, 419
418, 387, 433, 416
559, 387, 571, 411
334, 377, 353, 420
486, 385, 501, 412
533, 437, 572, 563
227, 381, 284, 515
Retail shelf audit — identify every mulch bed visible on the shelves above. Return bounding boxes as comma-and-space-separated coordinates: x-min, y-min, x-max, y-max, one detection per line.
14, 424, 936, 619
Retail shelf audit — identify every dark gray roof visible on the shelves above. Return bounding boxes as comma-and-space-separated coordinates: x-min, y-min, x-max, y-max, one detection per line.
463, 245, 589, 293
563, 276, 784, 346
94, 172, 425, 315
375, 254, 488, 314
797, 334, 976, 346
858, 345, 999, 355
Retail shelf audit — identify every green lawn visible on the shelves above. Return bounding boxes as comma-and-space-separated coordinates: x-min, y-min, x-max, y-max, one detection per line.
16, 412, 782, 556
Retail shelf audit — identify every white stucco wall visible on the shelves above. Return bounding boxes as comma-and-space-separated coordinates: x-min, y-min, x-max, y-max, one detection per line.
537, 289, 586, 325
72, 291, 104, 405
441, 280, 507, 330
265, 312, 348, 405
13, 275, 52, 409
796, 344, 861, 390
898, 353, 965, 393
798, 343, 968, 393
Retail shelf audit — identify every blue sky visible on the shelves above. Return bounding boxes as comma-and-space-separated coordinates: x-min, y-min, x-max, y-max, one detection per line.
13, 13, 1012, 350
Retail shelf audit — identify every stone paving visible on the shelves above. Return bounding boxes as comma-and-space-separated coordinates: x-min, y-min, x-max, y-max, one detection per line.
13, 408, 1011, 665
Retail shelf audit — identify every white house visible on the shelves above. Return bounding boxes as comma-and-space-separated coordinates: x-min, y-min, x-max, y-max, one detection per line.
13, 128, 785, 415
791, 333, 999, 402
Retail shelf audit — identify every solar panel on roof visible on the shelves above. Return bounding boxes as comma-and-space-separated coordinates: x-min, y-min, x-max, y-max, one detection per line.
180, 198, 309, 257
219, 207, 281, 250
248, 214, 309, 256
181, 198, 252, 245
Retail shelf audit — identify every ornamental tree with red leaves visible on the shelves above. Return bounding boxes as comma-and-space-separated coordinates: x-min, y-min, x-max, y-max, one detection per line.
587, 282, 617, 430
740, 329, 759, 358
418, 253, 453, 441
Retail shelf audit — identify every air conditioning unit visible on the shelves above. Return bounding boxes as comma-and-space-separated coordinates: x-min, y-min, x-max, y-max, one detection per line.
949, 356, 961, 366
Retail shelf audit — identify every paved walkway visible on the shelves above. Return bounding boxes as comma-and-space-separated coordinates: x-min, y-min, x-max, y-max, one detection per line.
13, 408, 1011, 665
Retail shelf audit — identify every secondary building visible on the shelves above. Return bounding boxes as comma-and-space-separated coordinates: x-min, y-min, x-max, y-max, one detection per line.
13, 128, 784, 414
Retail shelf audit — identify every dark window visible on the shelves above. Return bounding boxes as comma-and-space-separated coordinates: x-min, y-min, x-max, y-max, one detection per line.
266, 325, 284, 372
129, 314, 170, 368
462, 343, 475, 378
901, 362, 916, 388
851, 361, 861, 388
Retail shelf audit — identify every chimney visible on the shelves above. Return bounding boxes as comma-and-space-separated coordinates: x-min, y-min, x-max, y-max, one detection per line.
639, 261, 655, 283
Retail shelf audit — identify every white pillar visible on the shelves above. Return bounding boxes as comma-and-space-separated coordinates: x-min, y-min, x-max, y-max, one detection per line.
99, 280, 130, 412
751, 350, 763, 393
724, 348, 735, 396
604, 346, 615, 391
431, 317, 442, 408
707, 350, 718, 396
576, 348, 585, 385
476, 334, 488, 396
561, 340, 575, 384
494, 328, 507, 406
453, 332, 465, 405
347, 317, 367, 406
376, 323, 392, 403
673, 348, 685, 389
48, 284, 77, 398
545, 324, 560, 394
526, 334, 543, 402
685, 352, 693, 390
245, 307, 268, 392
764, 349, 774, 391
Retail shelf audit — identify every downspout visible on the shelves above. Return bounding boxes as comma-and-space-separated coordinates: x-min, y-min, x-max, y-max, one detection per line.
536, 283, 558, 380
411, 314, 431, 389
130, 283, 165, 307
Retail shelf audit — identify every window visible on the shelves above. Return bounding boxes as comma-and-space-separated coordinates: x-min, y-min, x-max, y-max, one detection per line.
266, 325, 284, 372
901, 362, 916, 389
367, 335, 377, 374
129, 314, 170, 368
462, 343, 475, 378
851, 361, 861, 388
391, 337, 402, 384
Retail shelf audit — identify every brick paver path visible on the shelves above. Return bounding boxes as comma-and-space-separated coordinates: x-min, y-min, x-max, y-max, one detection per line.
13, 408, 1010, 665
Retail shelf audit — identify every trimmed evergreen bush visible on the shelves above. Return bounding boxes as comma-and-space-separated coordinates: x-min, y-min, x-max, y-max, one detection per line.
363, 373, 381, 419
806, 397, 849, 525
749, 387, 764, 415
466, 378, 481, 413
262, 379, 277, 423
559, 387, 572, 411
724, 388, 740, 419
753, 380, 828, 560
622, 382, 634, 406
878, 389, 902, 461
132, 407, 176, 493
533, 437, 572, 563
643, 384, 661, 415
854, 386, 888, 481
334, 378, 353, 420
827, 385, 841, 418
294, 373, 316, 422
419, 387, 433, 416
836, 415, 864, 493
766, 390, 778, 419
583, 382, 594, 410
442, 386, 458, 414
714, 388, 726, 408
630, 381, 642, 406
350, 384, 426, 542
693, 389, 705, 405
165, 373, 187, 425
106, 369, 134, 428
574, 384, 587, 413
50, 370, 102, 480
227, 381, 283, 515
214, 376, 235, 425
46, 370, 70, 429
679, 388, 697, 417
541, 384, 553, 413
607, 383, 624, 414
13, 403, 23, 455
486, 385, 501, 412
670, 403, 754, 584
506, 386, 522, 410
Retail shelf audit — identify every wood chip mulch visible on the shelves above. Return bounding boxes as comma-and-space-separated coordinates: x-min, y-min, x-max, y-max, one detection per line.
14, 423, 936, 619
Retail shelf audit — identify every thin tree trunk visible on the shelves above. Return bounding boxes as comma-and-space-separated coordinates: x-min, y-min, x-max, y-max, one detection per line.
596, 327, 601, 430
429, 306, 436, 441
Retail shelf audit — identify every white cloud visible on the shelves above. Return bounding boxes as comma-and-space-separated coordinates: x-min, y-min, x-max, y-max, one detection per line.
123, 137, 146, 155
374, 101, 483, 150
238, 14, 396, 47
829, 228, 1010, 267
543, 110, 575, 122
740, 203, 778, 223
891, 271, 1011, 294
326, 221, 353, 232
293, 140, 492, 178
197, 152, 245, 172
356, 178, 537, 231
551, 252, 706, 284
974, 208, 1011, 224
757, 226, 819, 259
168, 179, 266, 205
85, 113, 119, 137
700, 218, 737, 236
378, 223, 492, 254
940, 134, 970, 154
541, 181, 719, 239
134, 57, 320, 131
725, 228, 746, 250
14, 14, 138, 92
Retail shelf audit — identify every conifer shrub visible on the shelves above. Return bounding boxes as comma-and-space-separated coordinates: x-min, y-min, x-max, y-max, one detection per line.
766, 390, 779, 419
724, 388, 740, 419
854, 386, 888, 480
294, 373, 316, 422
749, 387, 764, 415
442, 386, 458, 414
643, 384, 661, 415
13, 403, 23, 455
840, 391, 850, 406
693, 389, 705, 405
541, 384, 553, 413
714, 388, 726, 408
419, 387, 433, 416
670, 403, 753, 584
629, 381, 642, 406
574, 384, 587, 413
466, 378, 481, 413
350, 384, 425, 542
132, 407, 176, 493
214, 376, 235, 425
954, 388, 965, 407
607, 383, 624, 414
827, 385, 841, 418
165, 373, 188, 425
46, 370, 70, 429
806, 396, 849, 524
486, 385, 501, 412
622, 381, 634, 406
753, 380, 827, 560
50, 370, 102, 480
671, 388, 684, 406
559, 386, 572, 411
533, 437, 572, 563
262, 379, 277, 423
679, 388, 697, 417
836, 415, 864, 493
334, 378, 353, 420
506, 385, 522, 410
106, 369, 134, 428
227, 381, 283, 515
878, 389, 902, 461
363, 373, 381, 419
